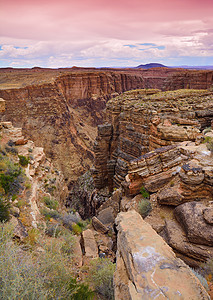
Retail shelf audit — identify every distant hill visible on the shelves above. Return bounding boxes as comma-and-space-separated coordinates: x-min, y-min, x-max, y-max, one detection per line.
136, 63, 167, 69
136, 63, 213, 70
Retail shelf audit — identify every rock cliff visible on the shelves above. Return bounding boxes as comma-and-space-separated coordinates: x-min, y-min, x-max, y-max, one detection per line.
92, 87, 213, 267
114, 210, 210, 300
0, 68, 212, 183
0, 70, 145, 182
92, 89, 213, 190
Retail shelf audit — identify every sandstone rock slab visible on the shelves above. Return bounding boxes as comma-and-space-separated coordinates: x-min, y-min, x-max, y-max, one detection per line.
174, 202, 213, 246
114, 210, 210, 300
163, 219, 213, 262
82, 229, 98, 259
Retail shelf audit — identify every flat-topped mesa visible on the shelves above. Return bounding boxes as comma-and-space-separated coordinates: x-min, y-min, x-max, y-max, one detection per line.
92, 89, 213, 191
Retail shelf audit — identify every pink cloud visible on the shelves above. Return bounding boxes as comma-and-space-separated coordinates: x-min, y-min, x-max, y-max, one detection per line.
0, 0, 213, 67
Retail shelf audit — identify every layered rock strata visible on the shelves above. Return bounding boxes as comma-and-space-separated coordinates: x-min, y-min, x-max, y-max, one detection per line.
114, 210, 210, 300
0, 120, 68, 230
0, 71, 145, 182
0, 68, 212, 182
92, 89, 213, 190
125, 139, 213, 264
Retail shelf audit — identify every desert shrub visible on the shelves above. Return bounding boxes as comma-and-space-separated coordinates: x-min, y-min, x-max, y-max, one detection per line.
0, 223, 93, 299
62, 212, 81, 230
203, 127, 212, 134
41, 208, 60, 221
0, 223, 47, 299
72, 223, 82, 235
140, 186, 150, 199
68, 278, 94, 300
45, 223, 63, 238
18, 155, 29, 167
43, 196, 59, 210
206, 137, 213, 153
25, 228, 40, 246
0, 197, 10, 222
7, 140, 14, 147
88, 258, 115, 300
138, 199, 152, 218
24, 181, 31, 189
0, 158, 24, 196
191, 269, 209, 291
60, 231, 75, 255
199, 258, 213, 282
5, 145, 18, 155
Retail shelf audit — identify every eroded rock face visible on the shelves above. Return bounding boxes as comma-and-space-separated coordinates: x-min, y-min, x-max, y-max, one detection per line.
0, 71, 145, 182
1, 68, 212, 182
114, 210, 210, 300
93, 89, 213, 191
174, 202, 213, 246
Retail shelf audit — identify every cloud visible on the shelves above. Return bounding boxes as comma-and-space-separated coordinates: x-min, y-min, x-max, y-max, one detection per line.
0, 0, 213, 67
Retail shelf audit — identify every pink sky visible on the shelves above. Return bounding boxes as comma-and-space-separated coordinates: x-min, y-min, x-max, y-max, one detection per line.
0, 0, 213, 67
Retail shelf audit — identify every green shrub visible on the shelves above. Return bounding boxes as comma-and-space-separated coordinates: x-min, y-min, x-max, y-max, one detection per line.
41, 208, 60, 221
0, 223, 94, 299
45, 223, 63, 238
206, 137, 213, 153
0, 197, 10, 222
18, 155, 29, 167
0, 158, 24, 196
140, 186, 150, 199
204, 136, 211, 143
43, 196, 59, 210
5, 146, 18, 155
203, 127, 212, 134
68, 278, 94, 300
72, 223, 82, 235
88, 258, 115, 300
138, 199, 152, 218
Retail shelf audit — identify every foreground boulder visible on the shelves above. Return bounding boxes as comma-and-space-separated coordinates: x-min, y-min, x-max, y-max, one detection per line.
174, 202, 213, 246
114, 210, 210, 300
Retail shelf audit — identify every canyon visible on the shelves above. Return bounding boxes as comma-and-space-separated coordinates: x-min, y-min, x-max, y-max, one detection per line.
0, 67, 213, 299
0, 67, 212, 184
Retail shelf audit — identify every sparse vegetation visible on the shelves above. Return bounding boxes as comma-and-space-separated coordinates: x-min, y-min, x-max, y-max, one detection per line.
43, 195, 59, 210
0, 197, 10, 222
72, 223, 82, 235
199, 258, 213, 283
0, 157, 24, 196
203, 136, 213, 153
18, 155, 29, 167
0, 223, 94, 299
88, 258, 116, 300
140, 186, 150, 199
191, 269, 209, 291
41, 208, 61, 221
138, 199, 152, 218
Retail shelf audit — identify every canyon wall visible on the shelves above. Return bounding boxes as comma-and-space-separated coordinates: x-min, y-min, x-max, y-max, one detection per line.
92, 89, 213, 190
0, 71, 145, 183
0, 68, 212, 183
92, 87, 213, 267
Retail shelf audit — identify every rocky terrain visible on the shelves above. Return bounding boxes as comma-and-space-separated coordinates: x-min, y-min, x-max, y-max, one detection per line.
93, 89, 213, 190
0, 68, 213, 299
114, 210, 209, 299
91, 88, 213, 298
0, 67, 212, 184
